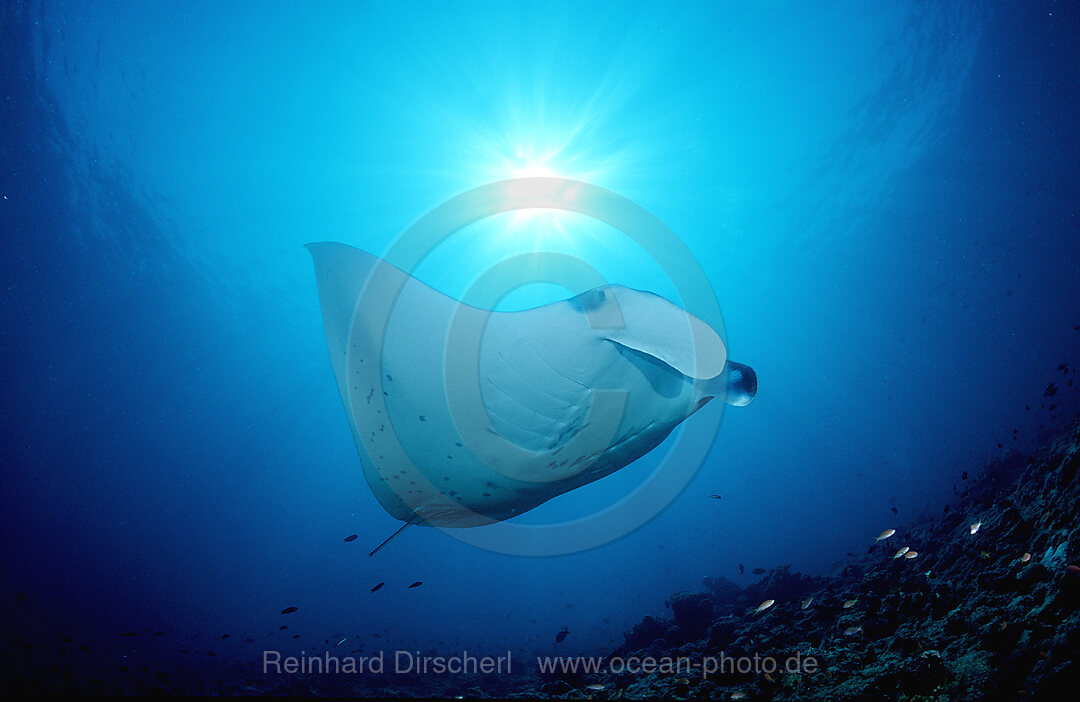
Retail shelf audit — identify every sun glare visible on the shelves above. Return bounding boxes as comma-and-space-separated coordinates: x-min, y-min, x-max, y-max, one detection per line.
505, 146, 560, 179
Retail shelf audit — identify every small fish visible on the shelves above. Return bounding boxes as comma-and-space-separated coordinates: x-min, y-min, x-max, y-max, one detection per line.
970, 521, 982, 535
709, 494, 722, 500
407, 581, 423, 589
752, 567, 767, 575
121, 632, 137, 638
280, 607, 298, 615
764, 673, 775, 683
344, 534, 358, 542
585, 683, 606, 691
555, 627, 569, 643
674, 677, 690, 685
754, 599, 775, 613
221, 634, 229, 640
843, 625, 862, 635
842, 599, 857, 609
336, 637, 348, 647
904, 550, 919, 559
890, 506, 898, 514
961, 471, 968, 480
370, 582, 385, 593
801, 597, 814, 610
893, 546, 910, 559
875, 529, 896, 541
731, 693, 748, 700
738, 563, 745, 575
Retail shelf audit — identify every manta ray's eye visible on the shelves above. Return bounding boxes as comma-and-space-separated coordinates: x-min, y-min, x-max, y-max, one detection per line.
573, 288, 608, 313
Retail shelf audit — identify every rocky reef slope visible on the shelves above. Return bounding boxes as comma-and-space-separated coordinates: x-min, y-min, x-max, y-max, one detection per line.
544, 420, 1080, 700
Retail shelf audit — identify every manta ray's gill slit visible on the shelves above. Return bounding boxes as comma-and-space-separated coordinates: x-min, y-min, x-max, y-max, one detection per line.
485, 376, 566, 425
484, 401, 550, 441
496, 349, 575, 407
519, 335, 590, 391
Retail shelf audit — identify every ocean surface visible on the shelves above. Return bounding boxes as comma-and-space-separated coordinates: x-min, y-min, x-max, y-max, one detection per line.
2, 0, 1079, 695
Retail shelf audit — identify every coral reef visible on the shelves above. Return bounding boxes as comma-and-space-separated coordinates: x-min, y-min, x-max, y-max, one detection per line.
540, 420, 1080, 700
7, 421, 1079, 698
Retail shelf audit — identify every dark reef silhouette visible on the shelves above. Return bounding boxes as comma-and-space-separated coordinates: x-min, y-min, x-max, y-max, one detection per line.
6, 419, 1080, 698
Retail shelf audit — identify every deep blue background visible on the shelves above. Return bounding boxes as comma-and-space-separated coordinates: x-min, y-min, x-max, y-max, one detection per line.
2, 0, 1078, 685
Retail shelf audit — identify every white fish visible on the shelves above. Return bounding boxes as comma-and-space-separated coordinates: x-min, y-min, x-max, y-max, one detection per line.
970, 521, 982, 535
754, 599, 775, 613
875, 529, 896, 541
893, 546, 910, 559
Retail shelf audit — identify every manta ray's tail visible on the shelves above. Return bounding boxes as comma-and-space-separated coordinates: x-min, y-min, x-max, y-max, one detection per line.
368, 523, 410, 557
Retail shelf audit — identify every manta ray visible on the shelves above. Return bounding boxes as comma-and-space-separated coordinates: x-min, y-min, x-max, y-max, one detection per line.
307, 242, 756, 553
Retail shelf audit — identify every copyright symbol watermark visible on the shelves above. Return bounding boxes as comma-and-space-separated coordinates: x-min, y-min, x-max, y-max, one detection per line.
328, 177, 731, 556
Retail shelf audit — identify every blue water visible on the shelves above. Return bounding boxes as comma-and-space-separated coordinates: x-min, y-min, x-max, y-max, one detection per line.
3, 0, 1079, 690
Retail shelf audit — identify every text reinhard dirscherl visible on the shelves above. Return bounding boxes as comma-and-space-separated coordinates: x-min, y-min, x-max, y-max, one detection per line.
262, 650, 819, 680
263, 650, 511, 675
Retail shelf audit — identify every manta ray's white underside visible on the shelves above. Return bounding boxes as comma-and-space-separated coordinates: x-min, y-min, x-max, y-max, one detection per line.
306, 243, 756, 533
